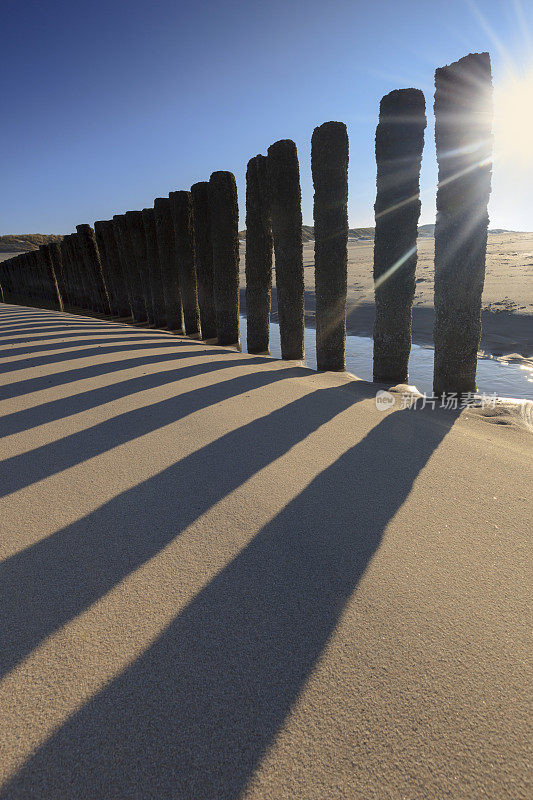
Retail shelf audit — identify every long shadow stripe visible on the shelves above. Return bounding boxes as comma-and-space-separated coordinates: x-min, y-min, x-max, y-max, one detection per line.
0, 385, 363, 679
0, 347, 231, 401
0, 356, 278, 438
0, 408, 455, 799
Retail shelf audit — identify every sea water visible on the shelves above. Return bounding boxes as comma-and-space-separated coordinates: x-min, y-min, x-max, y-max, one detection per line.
239, 316, 533, 401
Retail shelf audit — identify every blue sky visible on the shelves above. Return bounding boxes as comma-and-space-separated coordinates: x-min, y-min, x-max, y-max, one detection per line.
1, 0, 531, 234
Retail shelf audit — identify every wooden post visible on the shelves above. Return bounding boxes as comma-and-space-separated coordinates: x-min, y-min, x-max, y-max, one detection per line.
142, 207, 167, 328
95, 221, 118, 315
76, 224, 111, 314
59, 238, 75, 308
312, 122, 349, 371
38, 245, 60, 309
245, 154, 273, 354
209, 171, 240, 346
191, 181, 217, 339
66, 234, 90, 309
123, 212, 149, 322
433, 52, 493, 396
126, 210, 154, 324
98, 220, 132, 317
48, 242, 66, 311
267, 139, 304, 360
169, 190, 201, 336
373, 90, 426, 383
112, 215, 139, 319
154, 197, 184, 332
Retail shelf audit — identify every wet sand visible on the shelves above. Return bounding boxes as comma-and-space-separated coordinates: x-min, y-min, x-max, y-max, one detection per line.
239, 232, 533, 361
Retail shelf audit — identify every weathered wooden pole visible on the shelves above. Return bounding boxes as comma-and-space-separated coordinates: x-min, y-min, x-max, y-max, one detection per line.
26, 251, 39, 305
20, 254, 32, 305
0, 264, 7, 304
311, 122, 349, 371
59, 237, 72, 307
2, 258, 15, 304
58, 238, 74, 308
38, 245, 60, 309
94, 221, 117, 315
267, 139, 305, 360
126, 210, 154, 324
48, 241, 67, 311
75, 225, 101, 312
154, 197, 183, 332
191, 181, 217, 339
19, 254, 31, 305
97, 220, 131, 317
433, 52, 493, 396
32, 250, 45, 305
169, 191, 201, 336
209, 171, 240, 346
112, 215, 139, 319
34, 248, 46, 307
37, 246, 50, 307
17, 254, 30, 305
0, 263, 7, 304
373, 90, 426, 383
76, 224, 110, 314
26, 251, 39, 306
245, 155, 273, 353
65, 234, 89, 309
122, 212, 149, 322
12, 258, 21, 304
142, 208, 167, 328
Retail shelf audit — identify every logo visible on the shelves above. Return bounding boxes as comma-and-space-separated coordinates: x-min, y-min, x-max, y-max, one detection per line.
375, 390, 395, 411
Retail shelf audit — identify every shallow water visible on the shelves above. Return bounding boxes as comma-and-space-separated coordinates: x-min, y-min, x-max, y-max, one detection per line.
239, 316, 533, 401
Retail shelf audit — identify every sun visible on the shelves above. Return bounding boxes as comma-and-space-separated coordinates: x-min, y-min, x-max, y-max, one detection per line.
493, 66, 533, 167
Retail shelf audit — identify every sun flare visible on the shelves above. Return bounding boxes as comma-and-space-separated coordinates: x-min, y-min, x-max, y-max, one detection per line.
493, 66, 533, 167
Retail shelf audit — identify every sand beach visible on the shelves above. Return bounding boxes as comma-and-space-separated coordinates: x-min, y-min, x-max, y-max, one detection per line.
0, 303, 530, 798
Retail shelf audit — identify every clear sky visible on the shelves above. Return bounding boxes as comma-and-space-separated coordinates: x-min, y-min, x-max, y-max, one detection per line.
1, 0, 531, 234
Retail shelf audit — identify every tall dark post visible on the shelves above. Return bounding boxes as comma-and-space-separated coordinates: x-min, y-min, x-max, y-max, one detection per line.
142, 208, 166, 328
373, 90, 426, 383
38, 245, 61, 309
433, 53, 493, 396
48, 241, 66, 311
76, 224, 111, 315
126, 210, 154, 324
28, 250, 41, 306
113, 215, 140, 319
209, 171, 240, 346
58, 238, 74, 308
33, 250, 46, 305
65, 234, 90, 309
154, 197, 183, 332
245, 155, 273, 354
26, 251, 40, 304
191, 181, 217, 339
20, 254, 31, 305
312, 122, 349, 371
267, 139, 304, 360
169, 191, 200, 336
9, 258, 18, 304
94, 221, 117, 315
97, 220, 131, 318
60, 237, 73, 307
16, 254, 27, 305
122, 212, 148, 322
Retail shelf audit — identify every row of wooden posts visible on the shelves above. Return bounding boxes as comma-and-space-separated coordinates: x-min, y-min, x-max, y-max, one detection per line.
0, 52, 493, 396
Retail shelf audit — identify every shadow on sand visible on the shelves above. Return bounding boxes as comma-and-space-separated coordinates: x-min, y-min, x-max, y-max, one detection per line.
0, 304, 457, 798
